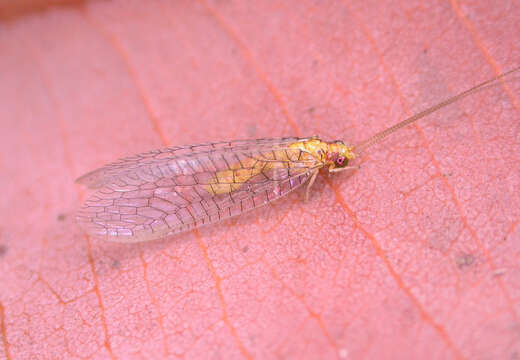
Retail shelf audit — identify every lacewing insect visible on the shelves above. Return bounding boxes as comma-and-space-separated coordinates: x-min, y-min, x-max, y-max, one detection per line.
76, 67, 520, 242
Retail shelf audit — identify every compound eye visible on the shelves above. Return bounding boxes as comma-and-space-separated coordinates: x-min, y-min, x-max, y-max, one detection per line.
335, 156, 347, 167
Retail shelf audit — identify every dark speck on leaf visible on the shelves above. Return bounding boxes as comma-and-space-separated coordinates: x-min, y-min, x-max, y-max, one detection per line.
57, 213, 66, 221
242, 246, 248, 253
0, 244, 7, 258
112, 259, 121, 268
455, 253, 475, 269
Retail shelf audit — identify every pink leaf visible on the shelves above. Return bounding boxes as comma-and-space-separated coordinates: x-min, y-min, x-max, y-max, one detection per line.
1, 1, 519, 359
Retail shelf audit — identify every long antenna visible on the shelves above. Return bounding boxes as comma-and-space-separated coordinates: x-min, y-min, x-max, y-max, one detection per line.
353, 66, 520, 154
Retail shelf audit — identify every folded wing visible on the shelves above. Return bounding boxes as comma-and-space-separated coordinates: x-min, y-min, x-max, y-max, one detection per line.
76, 138, 321, 242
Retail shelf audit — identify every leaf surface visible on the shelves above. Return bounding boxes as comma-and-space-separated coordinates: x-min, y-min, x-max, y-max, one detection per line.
1, 1, 519, 359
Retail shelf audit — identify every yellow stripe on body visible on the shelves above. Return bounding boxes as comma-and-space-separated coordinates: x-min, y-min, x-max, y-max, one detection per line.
204, 139, 328, 195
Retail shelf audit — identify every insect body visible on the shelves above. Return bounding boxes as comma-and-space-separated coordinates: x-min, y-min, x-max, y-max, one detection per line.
76, 67, 519, 242
204, 138, 356, 196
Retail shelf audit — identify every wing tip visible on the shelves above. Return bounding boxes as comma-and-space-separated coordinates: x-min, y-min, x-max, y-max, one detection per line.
75, 169, 108, 189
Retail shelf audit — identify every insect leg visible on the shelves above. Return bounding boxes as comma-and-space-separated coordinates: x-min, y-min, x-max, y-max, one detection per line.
328, 165, 360, 173
305, 169, 320, 202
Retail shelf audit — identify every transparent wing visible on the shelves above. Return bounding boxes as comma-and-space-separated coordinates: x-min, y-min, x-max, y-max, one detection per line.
76, 139, 322, 242
76, 137, 308, 189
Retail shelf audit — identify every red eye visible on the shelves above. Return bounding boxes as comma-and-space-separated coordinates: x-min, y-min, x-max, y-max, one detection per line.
336, 156, 345, 166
